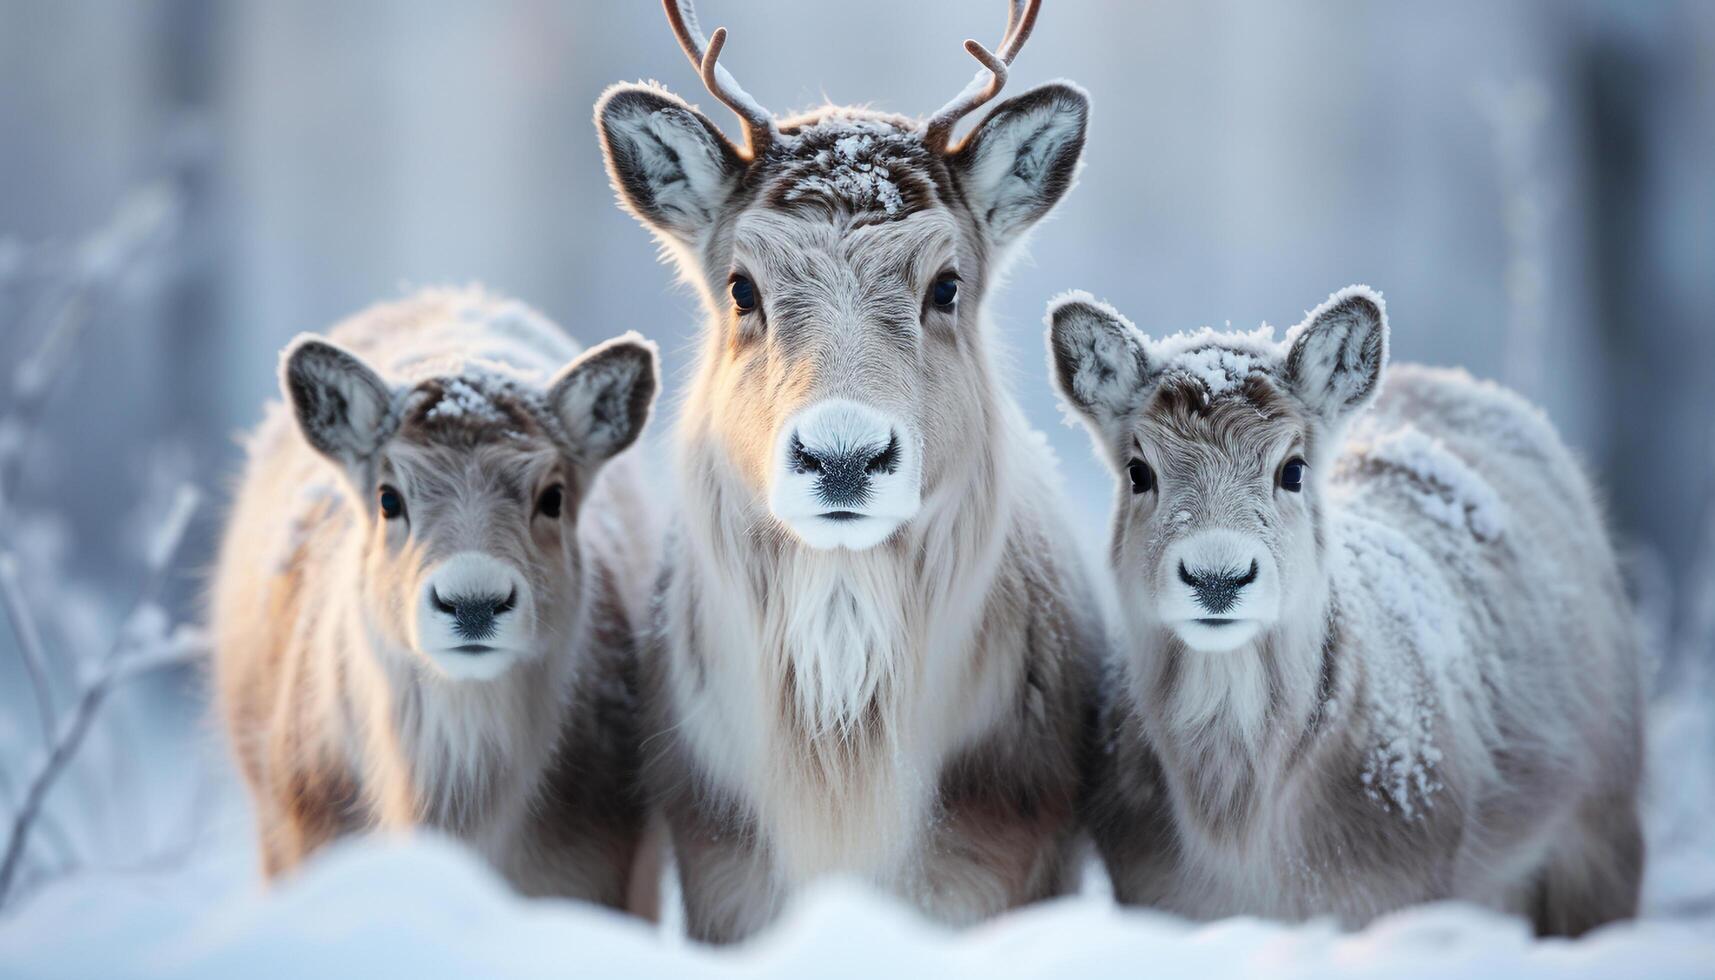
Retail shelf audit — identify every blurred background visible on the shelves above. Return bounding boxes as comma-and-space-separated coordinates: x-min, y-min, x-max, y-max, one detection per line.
0, 0, 1712, 906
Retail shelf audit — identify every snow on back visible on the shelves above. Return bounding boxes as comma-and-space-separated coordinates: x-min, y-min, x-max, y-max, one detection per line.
1332, 512, 1464, 819
329, 286, 578, 391
318, 287, 592, 440
1353, 426, 1508, 542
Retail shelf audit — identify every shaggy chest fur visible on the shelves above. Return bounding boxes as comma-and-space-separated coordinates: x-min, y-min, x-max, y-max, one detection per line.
366, 646, 568, 840
671, 540, 985, 885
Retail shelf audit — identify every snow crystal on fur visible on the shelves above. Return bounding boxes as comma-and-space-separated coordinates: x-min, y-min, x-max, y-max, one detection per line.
1145, 325, 1284, 401
425, 377, 505, 423
1356, 427, 1507, 541
778, 114, 926, 217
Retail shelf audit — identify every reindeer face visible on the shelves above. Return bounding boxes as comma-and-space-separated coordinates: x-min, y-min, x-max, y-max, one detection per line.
1048, 288, 1389, 654
713, 198, 969, 549
595, 1, 1087, 550
363, 437, 567, 681
1118, 379, 1307, 652
282, 334, 658, 680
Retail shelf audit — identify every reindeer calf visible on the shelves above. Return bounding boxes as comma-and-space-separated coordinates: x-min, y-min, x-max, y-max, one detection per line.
212, 289, 660, 909
1050, 287, 1643, 935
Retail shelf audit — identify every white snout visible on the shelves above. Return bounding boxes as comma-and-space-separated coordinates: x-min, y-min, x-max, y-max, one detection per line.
767, 398, 922, 551
413, 550, 533, 681
1158, 529, 1281, 653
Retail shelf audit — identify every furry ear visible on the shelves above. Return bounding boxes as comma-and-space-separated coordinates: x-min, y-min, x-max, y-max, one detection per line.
280, 336, 394, 470
595, 83, 746, 242
1046, 291, 1151, 444
950, 82, 1089, 246
1285, 286, 1389, 426
548, 332, 660, 463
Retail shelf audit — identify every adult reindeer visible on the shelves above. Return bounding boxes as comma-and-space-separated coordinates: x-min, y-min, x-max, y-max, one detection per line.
595, 0, 1102, 941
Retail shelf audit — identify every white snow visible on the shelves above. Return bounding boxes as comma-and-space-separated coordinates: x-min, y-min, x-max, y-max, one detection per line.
1334, 514, 1460, 820
1, 672, 1710, 977
1139, 323, 1283, 402
2, 830, 1712, 978
0, 657, 1712, 976
1170, 345, 1265, 400
423, 377, 504, 423
782, 117, 912, 216
1357, 427, 1507, 542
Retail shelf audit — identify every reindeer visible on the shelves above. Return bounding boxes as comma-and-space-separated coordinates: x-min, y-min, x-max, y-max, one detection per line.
211, 288, 661, 911
594, 0, 1103, 941
1048, 286, 1644, 935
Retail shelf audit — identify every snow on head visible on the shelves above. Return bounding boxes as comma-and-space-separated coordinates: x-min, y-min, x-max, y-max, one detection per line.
772, 112, 934, 218
424, 376, 506, 423
1170, 345, 1265, 399
1143, 324, 1284, 402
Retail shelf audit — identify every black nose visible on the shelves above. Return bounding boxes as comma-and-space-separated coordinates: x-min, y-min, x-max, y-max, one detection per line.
430, 586, 517, 642
1178, 559, 1259, 615
790, 431, 900, 509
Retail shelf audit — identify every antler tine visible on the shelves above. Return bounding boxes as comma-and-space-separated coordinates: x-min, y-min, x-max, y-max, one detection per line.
661, 0, 775, 160
923, 0, 1043, 154
997, 0, 1041, 62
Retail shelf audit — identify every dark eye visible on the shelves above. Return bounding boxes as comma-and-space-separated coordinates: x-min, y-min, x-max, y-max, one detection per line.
930, 274, 959, 309
729, 274, 757, 313
378, 485, 405, 520
1126, 459, 1155, 495
1279, 457, 1308, 493
536, 484, 564, 520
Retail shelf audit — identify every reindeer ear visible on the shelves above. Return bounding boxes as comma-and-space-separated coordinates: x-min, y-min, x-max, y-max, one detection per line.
951, 82, 1089, 247
596, 83, 745, 242
281, 336, 394, 469
1046, 291, 1151, 444
548, 333, 660, 463
1285, 286, 1389, 426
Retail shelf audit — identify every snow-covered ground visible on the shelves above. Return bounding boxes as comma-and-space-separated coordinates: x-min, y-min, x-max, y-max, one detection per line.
4, 837, 1714, 980
0, 670, 1711, 978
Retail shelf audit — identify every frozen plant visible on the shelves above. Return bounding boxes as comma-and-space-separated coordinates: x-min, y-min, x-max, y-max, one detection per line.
0, 175, 209, 913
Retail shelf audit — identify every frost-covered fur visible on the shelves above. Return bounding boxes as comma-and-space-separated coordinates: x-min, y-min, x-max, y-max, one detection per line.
1050, 287, 1644, 936
211, 289, 661, 911
596, 74, 1100, 940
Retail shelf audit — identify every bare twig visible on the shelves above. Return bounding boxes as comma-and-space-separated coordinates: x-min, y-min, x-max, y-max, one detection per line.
0, 483, 203, 911
0, 551, 57, 745
0, 163, 203, 911
0, 626, 206, 908
0, 181, 184, 513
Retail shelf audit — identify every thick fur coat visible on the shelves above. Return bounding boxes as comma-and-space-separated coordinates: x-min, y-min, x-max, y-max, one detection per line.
595, 4, 1104, 941
211, 289, 660, 910
1052, 287, 1644, 936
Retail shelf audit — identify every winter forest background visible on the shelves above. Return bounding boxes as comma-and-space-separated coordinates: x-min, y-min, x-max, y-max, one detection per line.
1, 0, 1713, 975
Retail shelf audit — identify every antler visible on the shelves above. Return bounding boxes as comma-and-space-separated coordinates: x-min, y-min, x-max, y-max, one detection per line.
662, 0, 777, 160
923, 0, 1042, 153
